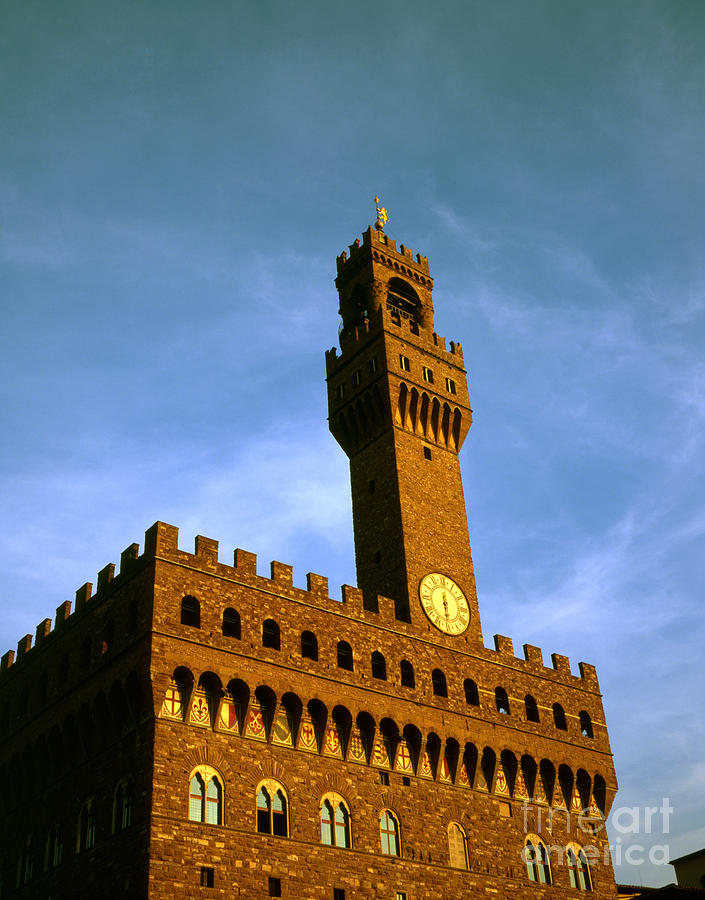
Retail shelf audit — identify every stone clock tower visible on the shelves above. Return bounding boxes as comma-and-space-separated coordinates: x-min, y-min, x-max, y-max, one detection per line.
1, 209, 619, 899
326, 215, 482, 644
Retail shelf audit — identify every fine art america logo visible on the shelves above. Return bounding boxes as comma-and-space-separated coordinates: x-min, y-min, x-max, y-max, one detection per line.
521, 799, 674, 868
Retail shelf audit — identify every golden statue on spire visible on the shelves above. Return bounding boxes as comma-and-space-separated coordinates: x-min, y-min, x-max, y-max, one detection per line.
374, 196, 388, 230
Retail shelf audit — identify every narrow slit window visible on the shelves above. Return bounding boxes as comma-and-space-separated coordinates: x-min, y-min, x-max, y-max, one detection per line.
371, 651, 387, 680
495, 687, 510, 715
301, 630, 318, 661
553, 703, 568, 731
400, 659, 415, 688
525, 694, 540, 722
222, 607, 241, 638
180, 596, 200, 628
464, 678, 480, 706
262, 619, 281, 650
337, 641, 353, 671
432, 668, 448, 697
579, 710, 594, 738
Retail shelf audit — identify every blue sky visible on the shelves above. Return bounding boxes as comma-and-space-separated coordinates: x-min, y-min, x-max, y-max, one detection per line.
2, 0, 704, 886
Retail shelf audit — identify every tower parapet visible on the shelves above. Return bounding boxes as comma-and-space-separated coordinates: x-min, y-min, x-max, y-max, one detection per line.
327, 225, 478, 625
334, 227, 435, 339
336, 226, 431, 277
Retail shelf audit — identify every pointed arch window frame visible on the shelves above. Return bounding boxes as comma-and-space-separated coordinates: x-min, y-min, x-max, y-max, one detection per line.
447, 821, 469, 869
567, 844, 593, 891
524, 835, 552, 884
256, 779, 289, 837
379, 809, 401, 857
320, 792, 352, 849
188, 766, 224, 826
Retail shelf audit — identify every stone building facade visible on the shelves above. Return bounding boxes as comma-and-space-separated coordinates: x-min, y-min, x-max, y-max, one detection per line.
0, 222, 619, 898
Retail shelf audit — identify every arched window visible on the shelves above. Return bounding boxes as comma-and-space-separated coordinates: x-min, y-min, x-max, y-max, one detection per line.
180, 596, 200, 628
113, 779, 133, 832
47, 825, 63, 868
47, 826, 61, 867
337, 640, 353, 671
386, 278, 420, 322
464, 678, 480, 706
567, 846, 593, 891
579, 711, 594, 738
553, 703, 568, 731
20, 836, 34, 884
379, 810, 400, 856
524, 837, 551, 884
301, 631, 318, 661
222, 608, 241, 638
448, 822, 468, 869
525, 694, 540, 722
432, 668, 448, 697
400, 659, 415, 688
371, 651, 386, 680
320, 794, 351, 848
262, 619, 280, 650
189, 767, 223, 825
495, 687, 510, 714
77, 800, 96, 852
256, 781, 288, 837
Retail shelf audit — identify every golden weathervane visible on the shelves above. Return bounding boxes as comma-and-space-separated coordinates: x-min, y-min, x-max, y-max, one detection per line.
374, 196, 388, 230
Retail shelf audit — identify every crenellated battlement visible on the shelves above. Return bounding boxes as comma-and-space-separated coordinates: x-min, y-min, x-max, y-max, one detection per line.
336, 226, 431, 283
485, 634, 599, 692
0, 534, 147, 678
0, 523, 599, 694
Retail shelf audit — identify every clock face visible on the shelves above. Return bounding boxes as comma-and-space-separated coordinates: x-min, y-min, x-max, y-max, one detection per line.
419, 573, 470, 635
